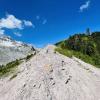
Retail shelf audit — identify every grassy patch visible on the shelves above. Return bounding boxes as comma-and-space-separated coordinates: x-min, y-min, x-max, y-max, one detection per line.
55, 47, 100, 68
55, 47, 72, 58
0, 59, 22, 77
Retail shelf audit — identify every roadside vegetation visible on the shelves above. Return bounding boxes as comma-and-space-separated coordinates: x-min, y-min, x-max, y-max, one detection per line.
55, 30, 100, 68
0, 52, 36, 77
0, 59, 22, 77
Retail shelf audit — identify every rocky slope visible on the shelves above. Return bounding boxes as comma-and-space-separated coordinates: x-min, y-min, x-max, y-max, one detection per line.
0, 45, 100, 100
0, 35, 35, 65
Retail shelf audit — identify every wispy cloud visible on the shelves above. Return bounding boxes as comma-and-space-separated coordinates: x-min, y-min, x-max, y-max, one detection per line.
42, 19, 47, 25
23, 20, 33, 27
36, 15, 47, 25
79, 0, 91, 12
14, 32, 22, 37
0, 14, 33, 36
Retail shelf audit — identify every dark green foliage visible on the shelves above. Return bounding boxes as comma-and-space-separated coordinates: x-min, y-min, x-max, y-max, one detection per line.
0, 59, 22, 76
56, 32, 100, 67
26, 54, 34, 61
92, 32, 100, 53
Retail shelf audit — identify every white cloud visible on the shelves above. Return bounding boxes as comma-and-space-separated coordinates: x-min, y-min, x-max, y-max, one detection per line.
79, 0, 91, 12
0, 14, 23, 29
0, 14, 33, 36
0, 14, 33, 30
42, 19, 47, 25
14, 32, 22, 37
0, 29, 5, 35
23, 20, 33, 26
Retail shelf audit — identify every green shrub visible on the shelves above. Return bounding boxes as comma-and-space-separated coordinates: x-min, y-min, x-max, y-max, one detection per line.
26, 54, 34, 61
0, 59, 22, 77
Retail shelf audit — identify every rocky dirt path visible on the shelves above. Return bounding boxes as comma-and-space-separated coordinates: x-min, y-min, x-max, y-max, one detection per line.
0, 45, 100, 100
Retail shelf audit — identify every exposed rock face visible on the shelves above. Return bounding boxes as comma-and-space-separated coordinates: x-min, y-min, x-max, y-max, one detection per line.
0, 45, 100, 100
0, 35, 35, 65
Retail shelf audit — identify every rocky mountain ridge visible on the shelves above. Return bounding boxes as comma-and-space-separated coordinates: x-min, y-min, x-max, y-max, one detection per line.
0, 34, 35, 65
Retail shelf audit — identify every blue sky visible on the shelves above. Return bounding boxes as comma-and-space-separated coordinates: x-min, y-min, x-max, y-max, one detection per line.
0, 0, 100, 47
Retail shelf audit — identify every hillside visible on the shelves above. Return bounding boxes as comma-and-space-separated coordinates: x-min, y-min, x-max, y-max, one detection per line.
56, 32, 100, 67
0, 45, 100, 100
0, 34, 36, 65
